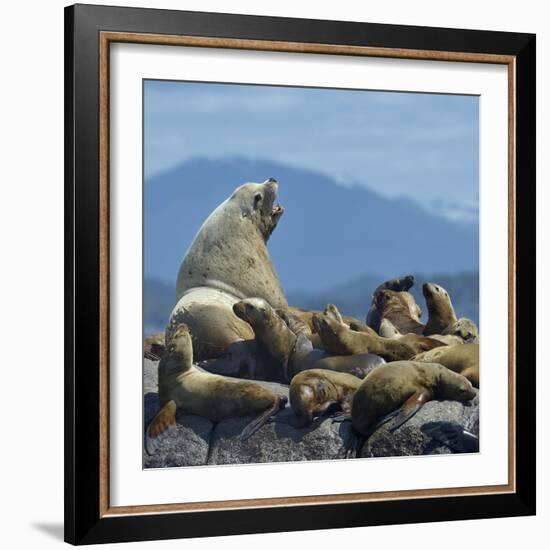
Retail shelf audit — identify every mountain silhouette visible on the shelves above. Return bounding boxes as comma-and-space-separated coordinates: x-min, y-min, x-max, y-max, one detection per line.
145, 157, 478, 293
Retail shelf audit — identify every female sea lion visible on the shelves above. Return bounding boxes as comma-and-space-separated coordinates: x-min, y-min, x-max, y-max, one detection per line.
168, 179, 287, 361
288, 369, 362, 427
443, 318, 480, 344
373, 289, 424, 335
287, 306, 364, 337
347, 361, 476, 456
233, 298, 384, 381
412, 343, 480, 387
313, 312, 443, 362
378, 317, 462, 346
145, 324, 287, 454
366, 275, 415, 331
422, 282, 458, 335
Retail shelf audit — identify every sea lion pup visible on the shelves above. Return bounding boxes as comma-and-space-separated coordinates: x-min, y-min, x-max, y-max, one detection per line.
145, 324, 287, 454
313, 311, 443, 362
443, 318, 479, 344
286, 369, 362, 428
412, 343, 480, 387
374, 289, 424, 335
422, 282, 459, 335
346, 361, 476, 456
168, 179, 287, 361
144, 332, 166, 361
234, 299, 384, 381
377, 317, 452, 349
287, 306, 363, 336
366, 274, 415, 331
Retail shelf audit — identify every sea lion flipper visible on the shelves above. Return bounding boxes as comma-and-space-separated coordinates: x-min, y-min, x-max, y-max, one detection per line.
342, 431, 365, 459
331, 413, 352, 423
240, 398, 285, 441
145, 400, 177, 455
387, 390, 431, 432
423, 422, 480, 453
324, 304, 344, 324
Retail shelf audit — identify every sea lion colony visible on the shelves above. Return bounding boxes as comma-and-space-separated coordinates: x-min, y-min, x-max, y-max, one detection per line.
145, 179, 479, 458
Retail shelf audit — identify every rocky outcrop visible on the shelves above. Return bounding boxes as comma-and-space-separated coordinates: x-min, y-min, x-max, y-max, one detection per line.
143, 359, 479, 468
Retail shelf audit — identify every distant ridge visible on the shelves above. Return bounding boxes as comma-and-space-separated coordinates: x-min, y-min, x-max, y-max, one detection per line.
145, 156, 478, 292
144, 271, 479, 335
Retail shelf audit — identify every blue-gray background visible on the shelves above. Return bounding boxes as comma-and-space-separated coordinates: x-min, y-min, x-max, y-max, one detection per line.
144, 80, 479, 333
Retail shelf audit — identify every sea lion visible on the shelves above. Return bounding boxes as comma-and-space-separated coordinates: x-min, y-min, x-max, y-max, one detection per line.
412, 343, 480, 387
378, 317, 456, 347
443, 318, 479, 344
233, 298, 384, 381
287, 369, 362, 427
313, 312, 443, 362
373, 289, 424, 335
168, 179, 287, 361
287, 306, 364, 336
145, 324, 287, 454
422, 282, 458, 335
346, 361, 476, 456
366, 275, 415, 331
144, 332, 166, 361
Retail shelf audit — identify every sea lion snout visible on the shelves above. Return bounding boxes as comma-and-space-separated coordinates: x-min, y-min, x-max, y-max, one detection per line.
423, 282, 436, 297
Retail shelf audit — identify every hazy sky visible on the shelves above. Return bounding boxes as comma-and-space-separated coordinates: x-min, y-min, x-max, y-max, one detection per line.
144, 80, 479, 221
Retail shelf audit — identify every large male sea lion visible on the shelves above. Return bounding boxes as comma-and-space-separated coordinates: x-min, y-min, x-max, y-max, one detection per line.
233, 298, 384, 381
345, 361, 476, 456
412, 343, 480, 387
366, 275, 415, 331
168, 179, 287, 361
145, 324, 287, 454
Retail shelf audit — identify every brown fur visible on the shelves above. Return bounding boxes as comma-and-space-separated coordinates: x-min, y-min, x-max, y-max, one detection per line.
289, 369, 362, 427
144, 331, 166, 360
412, 343, 480, 387
443, 318, 480, 343
152, 324, 285, 436
288, 306, 363, 334
313, 313, 417, 362
422, 283, 458, 335
375, 290, 424, 335
351, 361, 476, 436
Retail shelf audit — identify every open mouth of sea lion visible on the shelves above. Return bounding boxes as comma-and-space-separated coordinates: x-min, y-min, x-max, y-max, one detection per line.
260, 178, 285, 240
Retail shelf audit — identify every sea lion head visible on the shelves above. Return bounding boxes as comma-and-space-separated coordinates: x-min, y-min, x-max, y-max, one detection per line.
312, 313, 344, 339
382, 274, 415, 292
233, 297, 275, 327
443, 318, 479, 343
167, 323, 193, 358
232, 178, 284, 241
422, 282, 450, 305
437, 366, 477, 403
375, 289, 421, 321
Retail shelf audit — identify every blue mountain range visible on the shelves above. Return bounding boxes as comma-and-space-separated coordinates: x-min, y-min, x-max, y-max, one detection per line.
145, 157, 478, 295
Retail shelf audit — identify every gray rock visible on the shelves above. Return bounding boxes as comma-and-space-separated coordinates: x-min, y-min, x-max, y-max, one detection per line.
143, 358, 213, 468
143, 356, 479, 467
362, 390, 479, 457
207, 406, 353, 464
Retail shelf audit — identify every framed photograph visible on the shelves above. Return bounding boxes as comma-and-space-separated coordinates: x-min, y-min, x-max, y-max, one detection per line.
65, 3, 536, 545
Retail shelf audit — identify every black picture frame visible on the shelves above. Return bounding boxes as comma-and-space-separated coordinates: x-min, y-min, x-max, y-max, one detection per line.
65, 3, 536, 545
